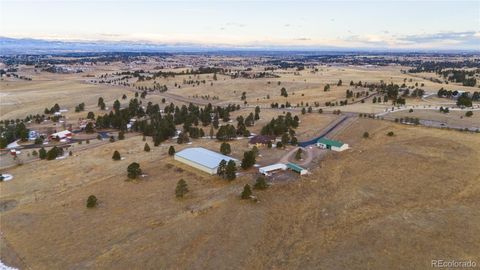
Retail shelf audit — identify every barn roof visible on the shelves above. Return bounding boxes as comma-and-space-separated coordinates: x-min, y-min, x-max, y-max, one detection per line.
317, 137, 344, 148
248, 135, 276, 144
175, 147, 238, 169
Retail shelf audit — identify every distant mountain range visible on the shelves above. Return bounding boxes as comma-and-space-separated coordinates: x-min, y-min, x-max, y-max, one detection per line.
0, 36, 477, 55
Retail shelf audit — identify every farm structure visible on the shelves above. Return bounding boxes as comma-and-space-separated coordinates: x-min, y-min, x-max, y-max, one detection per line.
316, 138, 349, 152
48, 130, 73, 140
259, 163, 287, 175
248, 135, 276, 147
287, 162, 308, 175
174, 147, 239, 175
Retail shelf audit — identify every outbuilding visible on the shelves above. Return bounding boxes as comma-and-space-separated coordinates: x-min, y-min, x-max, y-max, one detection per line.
286, 163, 308, 175
49, 130, 73, 140
259, 163, 287, 175
174, 147, 239, 175
316, 138, 349, 152
248, 135, 276, 147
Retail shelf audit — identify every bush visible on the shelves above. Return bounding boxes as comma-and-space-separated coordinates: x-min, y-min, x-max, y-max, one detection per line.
109, 136, 115, 143
127, 162, 141, 179
112, 150, 121, 160
363, 132, 369, 138
86, 195, 97, 208
465, 111, 473, 117
295, 148, 302, 160
387, 131, 394, 137
32, 150, 38, 156
175, 179, 189, 198
254, 176, 268, 190
241, 184, 252, 199
144, 143, 151, 152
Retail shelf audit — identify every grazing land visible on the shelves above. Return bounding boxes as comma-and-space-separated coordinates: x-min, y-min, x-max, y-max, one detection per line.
1, 52, 479, 269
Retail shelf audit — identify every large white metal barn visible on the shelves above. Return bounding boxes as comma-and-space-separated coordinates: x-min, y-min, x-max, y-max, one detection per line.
174, 147, 239, 175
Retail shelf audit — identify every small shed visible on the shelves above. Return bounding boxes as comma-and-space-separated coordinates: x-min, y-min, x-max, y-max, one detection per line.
287, 163, 308, 175
316, 138, 349, 152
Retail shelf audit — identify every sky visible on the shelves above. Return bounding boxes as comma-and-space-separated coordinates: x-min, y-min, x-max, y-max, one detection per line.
0, 0, 479, 50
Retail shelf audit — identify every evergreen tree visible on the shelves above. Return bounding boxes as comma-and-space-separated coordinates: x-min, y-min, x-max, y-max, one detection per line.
118, 131, 125, 140
225, 160, 237, 180
39, 147, 47, 159
144, 143, 151, 152
217, 159, 227, 178
127, 162, 142, 179
220, 142, 231, 155
86, 195, 98, 208
363, 132, 370, 138
295, 148, 302, 160
112, 150, 121, 160
168, 146, 176, 156
175, 179, 189, 198
254, 175, 268, 190
241, 184, 252, 199
241, 150, 256, 169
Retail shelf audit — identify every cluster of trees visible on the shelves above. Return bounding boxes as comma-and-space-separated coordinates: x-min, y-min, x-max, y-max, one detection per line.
75, 102, 85, 112
0, 121, 29, 148
44, 103, 61, 115
260, 112, 299, 136
38, 146, 64, 160
438, 69, 478, 86
217, 159, 237, 180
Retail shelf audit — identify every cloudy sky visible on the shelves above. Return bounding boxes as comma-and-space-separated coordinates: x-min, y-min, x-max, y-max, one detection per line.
0, 0, 479, 50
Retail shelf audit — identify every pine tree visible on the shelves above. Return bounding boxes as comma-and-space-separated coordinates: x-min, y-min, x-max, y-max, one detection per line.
295, 148, 302, 160
168, 146, 175, 156
241, 150, 256, 169
225, 160, 237, 180
112, 150, 121, 160
217, 159, 227, 177
39, 147, 47, 159
127, 162, 142, 179
241, 184, 252, 199
86, 195, 97, 208
254, 175, 268, 190
144, 143, 151, 152
175, 179, 189, 198
220, 142, 231, 155
118, 131, 125, 140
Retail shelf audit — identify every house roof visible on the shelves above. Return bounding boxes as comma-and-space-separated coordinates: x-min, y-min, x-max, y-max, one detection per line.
249, 135, 275, 144
317, 137, 344, 148
175, 147, 238, 169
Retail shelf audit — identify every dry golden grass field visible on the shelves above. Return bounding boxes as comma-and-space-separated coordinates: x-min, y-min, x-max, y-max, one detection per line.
1, 119, 479, 269
1, 62, 479, 269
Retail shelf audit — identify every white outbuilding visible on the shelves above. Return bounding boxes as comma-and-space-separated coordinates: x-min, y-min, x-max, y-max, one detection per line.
174, 147, 239, 175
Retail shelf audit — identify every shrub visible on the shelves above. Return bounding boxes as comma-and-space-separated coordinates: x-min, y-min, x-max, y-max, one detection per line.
32, 150, 38, 156
465, 111, 473, 117
127, 162, 141, 179
86, 195, 97, 208
295, 148, 302, 160
254, 176, 268, 190
387, 131, 394, 137
175, 179, 189, 198
363, 132, 369, 138
241, 184, 252, 199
